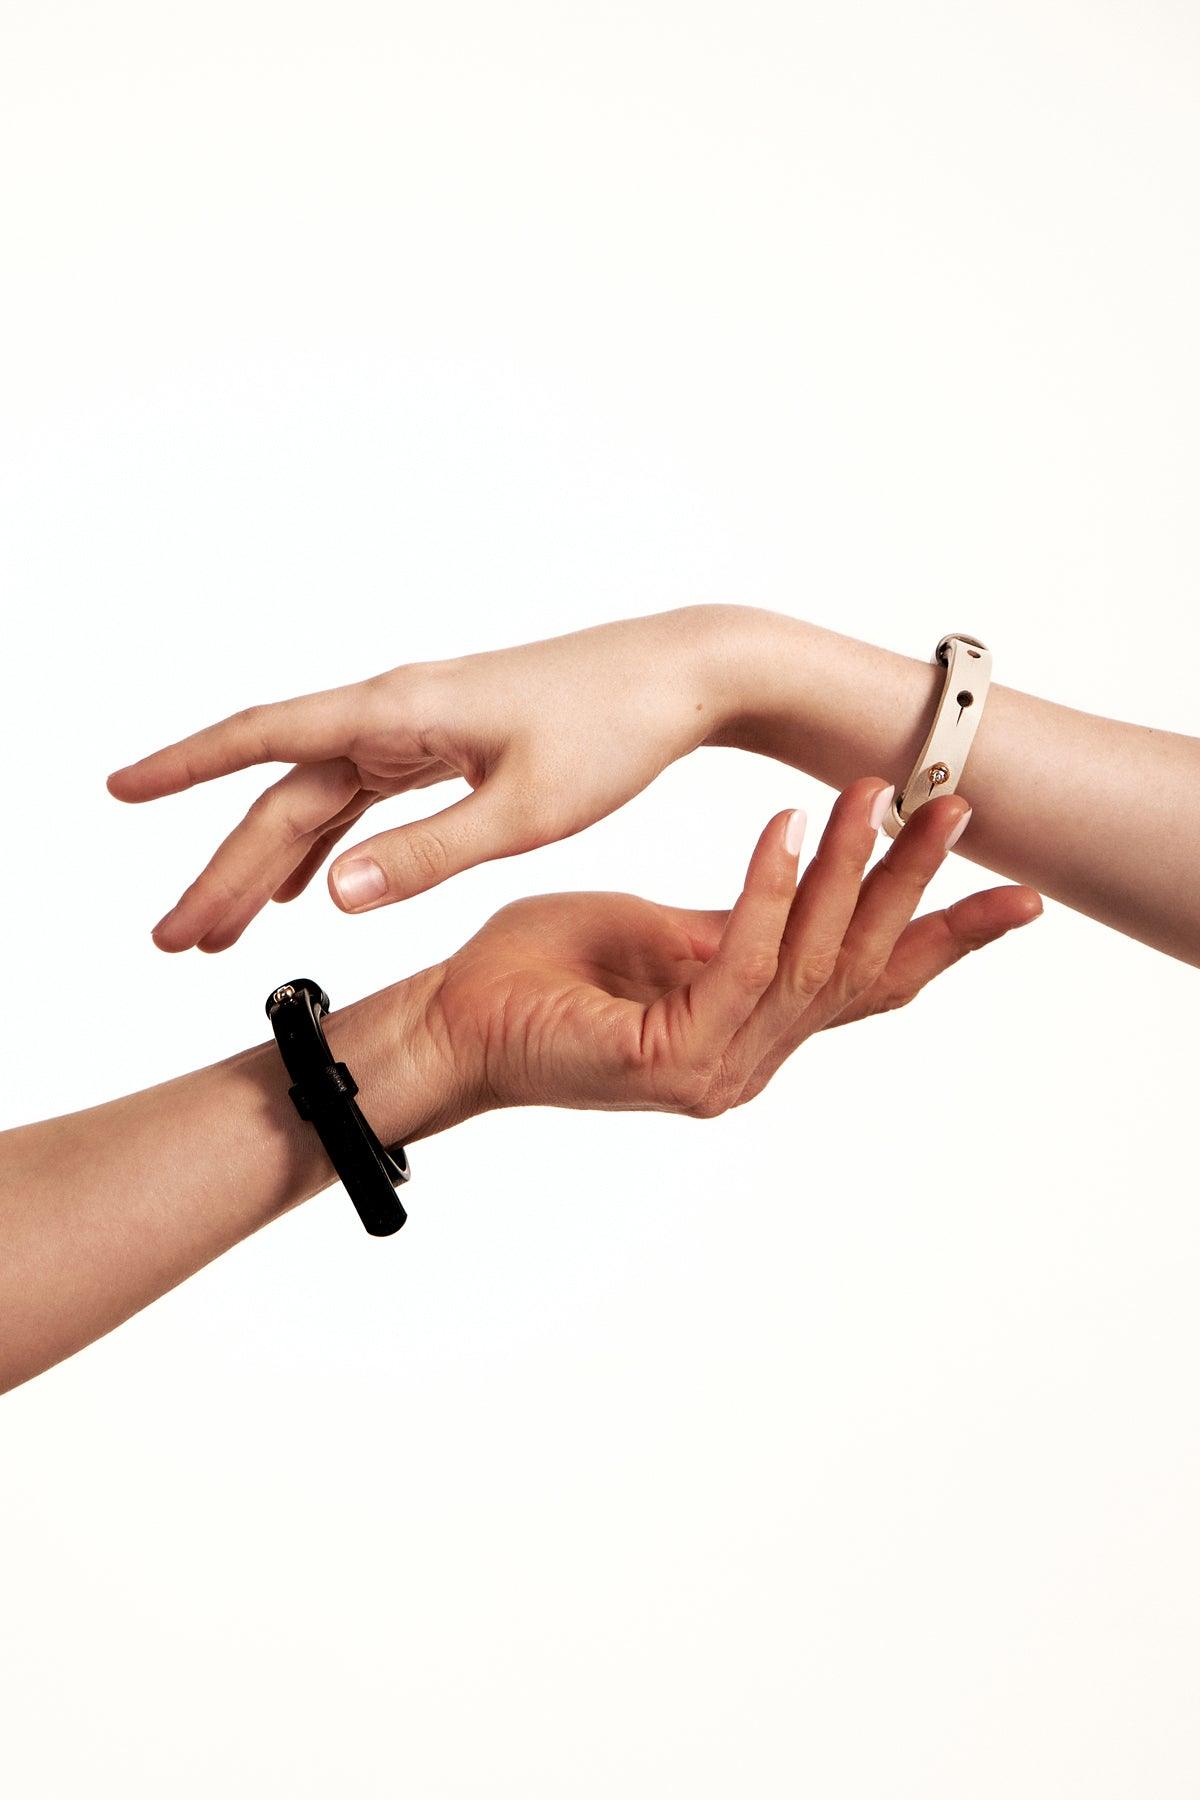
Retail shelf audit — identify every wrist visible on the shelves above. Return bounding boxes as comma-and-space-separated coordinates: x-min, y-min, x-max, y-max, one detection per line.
324, 963, 478, 1151
688, 605, 810, 751
697, 609, 945, 797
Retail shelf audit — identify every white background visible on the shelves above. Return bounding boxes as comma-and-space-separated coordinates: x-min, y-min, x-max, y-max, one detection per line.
2, 2, 1198, 1794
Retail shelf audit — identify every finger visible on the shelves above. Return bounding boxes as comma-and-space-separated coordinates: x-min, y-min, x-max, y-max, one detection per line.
738, 884, 1040, 1101
810, 791, 972, 1026
327, 771, 544, 910
271, 817, 363, 905
197, 809, 366, 951
727, 776, 894, 1071
108, 685, 361, 801
206, 808, 374, 945
152, 759, 362, 952
828, 885, 1043, 1027
778, 776, 896, 991
671, 808, 806, 1060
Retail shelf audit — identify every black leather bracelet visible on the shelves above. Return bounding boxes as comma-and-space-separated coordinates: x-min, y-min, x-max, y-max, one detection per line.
265, 978, 410, 1238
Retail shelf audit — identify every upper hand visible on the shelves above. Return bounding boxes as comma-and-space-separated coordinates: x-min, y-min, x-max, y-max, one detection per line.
108, 611, 720, 952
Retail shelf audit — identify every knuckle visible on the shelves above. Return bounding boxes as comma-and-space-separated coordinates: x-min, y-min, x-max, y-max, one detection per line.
366, 663, 452, 758
874, 980, 917, 1015
233, 705, 271, 757
762, 867, 798, 903
731, 949, 780, 992
247, 788, 308, 845
875, 855, 928, 904
246, 785, 282, 825
737, 1073, 768, 1106
837, 950, 889, 1002
365, 666, 408, 704
788, 948, 838, 998
180, 747, 206, 790
615, 1033, 651, 1081
356, 671, 411, 746
682, 1061, 741, 1118
402, 826, 450, 886
668, 1065, 711, 1112
187, 866, 242, 918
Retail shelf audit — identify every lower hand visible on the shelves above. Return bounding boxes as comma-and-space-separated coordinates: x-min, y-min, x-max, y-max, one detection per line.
361, 781, 1041, 1142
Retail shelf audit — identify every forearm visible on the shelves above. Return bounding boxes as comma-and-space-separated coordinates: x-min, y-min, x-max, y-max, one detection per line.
699, 607, 1200, 966
0, 968, 453, 1394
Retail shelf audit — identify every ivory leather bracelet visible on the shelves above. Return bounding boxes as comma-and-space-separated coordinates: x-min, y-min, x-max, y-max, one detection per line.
266, 978, 411, 1237
884, 633, 992, 839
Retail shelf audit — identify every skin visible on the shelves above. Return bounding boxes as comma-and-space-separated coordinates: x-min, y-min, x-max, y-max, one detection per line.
108, 605, 1200, 965
0, 783, 1039, 1393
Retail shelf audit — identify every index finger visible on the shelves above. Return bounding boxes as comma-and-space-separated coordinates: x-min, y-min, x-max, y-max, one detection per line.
677, 807, 806, 1055
106, 685, 358, 801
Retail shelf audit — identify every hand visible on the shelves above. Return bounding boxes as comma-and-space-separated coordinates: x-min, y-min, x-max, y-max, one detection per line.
376, 782, 1041, 1138
108, 610, 727, 952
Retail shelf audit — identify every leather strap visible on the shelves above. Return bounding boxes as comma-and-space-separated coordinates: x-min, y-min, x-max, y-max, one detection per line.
884, 634, 992, 838
266, 978, 410, 1238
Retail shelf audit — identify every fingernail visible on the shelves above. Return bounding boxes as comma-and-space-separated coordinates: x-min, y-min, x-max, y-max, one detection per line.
944, 807, 972, 851
332, 857, 387, 909
868, 785, 895, 833
784, 808, 807, 855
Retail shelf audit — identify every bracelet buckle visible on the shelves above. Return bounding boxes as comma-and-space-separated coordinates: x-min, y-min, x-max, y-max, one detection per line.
886, 633, 993, 838
266, 978, 410, 1238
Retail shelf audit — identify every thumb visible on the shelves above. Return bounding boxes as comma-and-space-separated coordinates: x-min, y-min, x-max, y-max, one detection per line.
328, 781, 536, 910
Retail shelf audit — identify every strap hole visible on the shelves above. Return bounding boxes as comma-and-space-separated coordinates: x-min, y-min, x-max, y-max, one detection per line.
956, 689, 974, 708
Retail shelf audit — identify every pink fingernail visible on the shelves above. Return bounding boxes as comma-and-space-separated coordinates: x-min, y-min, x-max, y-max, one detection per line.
868, 785, 895, 833
332, 857, 387, 909
784, 808, 807, 856
944, 807, 972, 851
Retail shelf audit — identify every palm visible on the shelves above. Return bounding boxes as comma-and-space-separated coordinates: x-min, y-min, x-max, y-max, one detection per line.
425, 794, 1041, 1127
436, 893, 721, 1114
